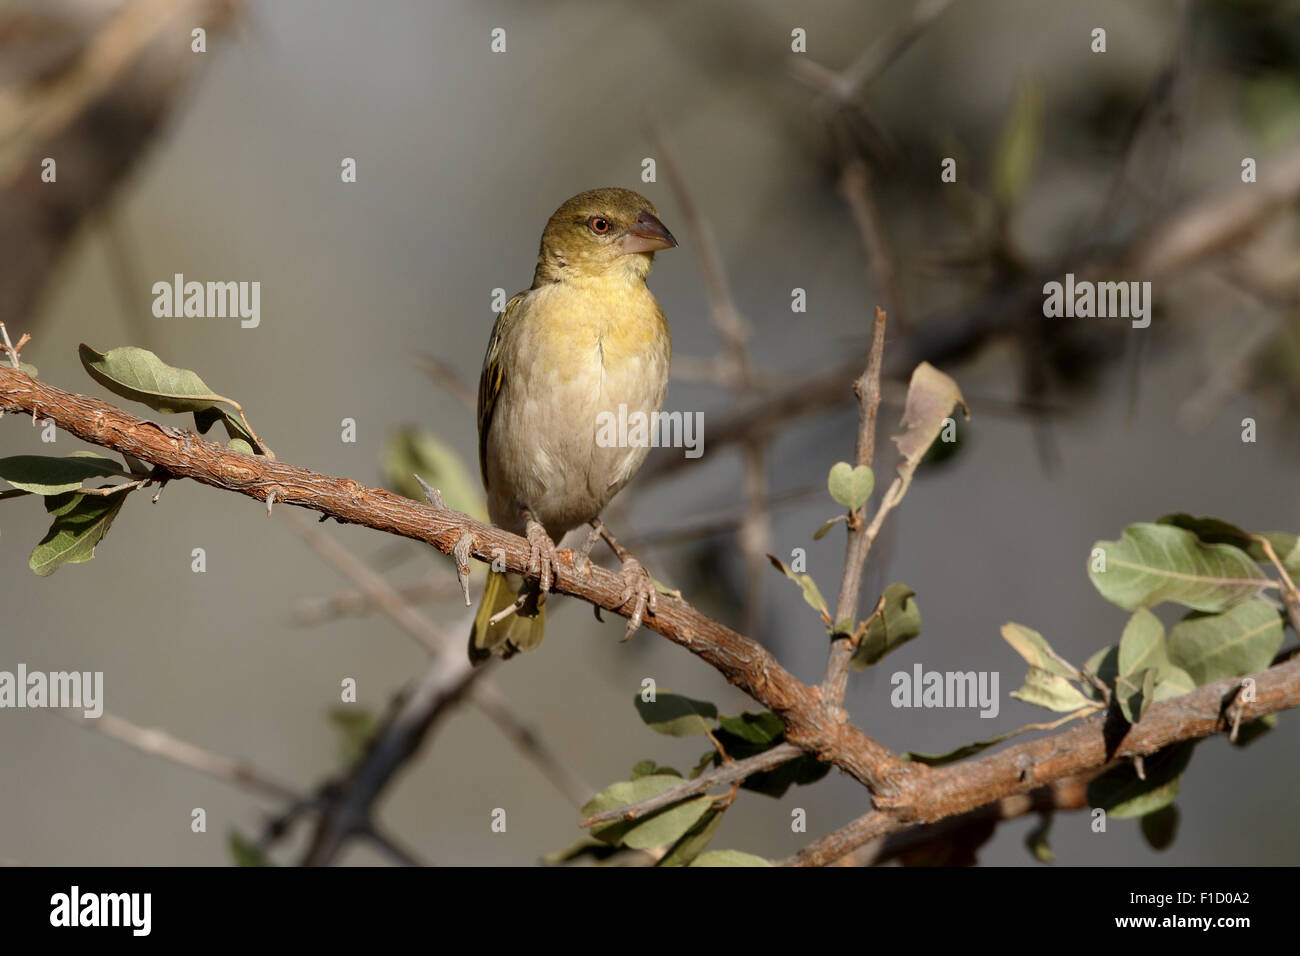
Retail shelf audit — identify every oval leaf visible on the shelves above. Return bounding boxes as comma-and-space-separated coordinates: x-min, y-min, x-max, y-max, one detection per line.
79, 344, 225, 415
633, 693, 717, 736
767, 554, 829, 619
893, 363, 968, 474
1001, 623, 1077, 677
29, 489, 131, 576
1011, 666, 1093, 712
1118, 608, 1169, 678
0, 453, 125, 495
1087, 743, 1193, 819
853, 583, 921, 669
1088, 523, 1269, 612
1167, 599, 1284, 685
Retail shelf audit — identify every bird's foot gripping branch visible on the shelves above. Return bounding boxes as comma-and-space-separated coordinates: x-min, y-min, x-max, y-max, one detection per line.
2, 326, 1298, 867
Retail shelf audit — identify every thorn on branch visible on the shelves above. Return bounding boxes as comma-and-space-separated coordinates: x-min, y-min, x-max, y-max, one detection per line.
413, 474, 446, 510
453, 532, 474, 606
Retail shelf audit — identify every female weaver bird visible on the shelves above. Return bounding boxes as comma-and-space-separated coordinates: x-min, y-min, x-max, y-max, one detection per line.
470, 187, 677, 661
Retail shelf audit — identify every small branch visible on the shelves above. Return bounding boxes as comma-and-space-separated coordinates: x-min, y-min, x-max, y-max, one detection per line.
1257, 535, 1300, 635
63, 710, 300, 805
823, 307, 889, 704
301, 655, 487, 866
580, 743, 803, 829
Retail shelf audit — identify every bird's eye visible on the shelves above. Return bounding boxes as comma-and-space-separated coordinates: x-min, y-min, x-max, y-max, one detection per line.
588, 216, 611, 234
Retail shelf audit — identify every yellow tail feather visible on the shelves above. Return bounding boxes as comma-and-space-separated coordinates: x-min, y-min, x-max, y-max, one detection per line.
468, 570, 546, 663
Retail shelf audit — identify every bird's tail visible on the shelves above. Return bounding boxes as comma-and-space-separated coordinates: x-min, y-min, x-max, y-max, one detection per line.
468, 570, 546, 663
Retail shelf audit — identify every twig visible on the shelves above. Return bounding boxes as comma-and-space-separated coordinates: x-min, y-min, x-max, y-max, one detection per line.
301, 654, 487, 865
580, 743, 802, 829
0, 322, 25, 369
414, 353, 477, 414
1257, 535, 1300, 635
63, 710, 300, 804
823, 307, 889, 705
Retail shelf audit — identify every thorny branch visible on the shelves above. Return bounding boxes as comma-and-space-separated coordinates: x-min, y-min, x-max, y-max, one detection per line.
5, 359, 1300, 865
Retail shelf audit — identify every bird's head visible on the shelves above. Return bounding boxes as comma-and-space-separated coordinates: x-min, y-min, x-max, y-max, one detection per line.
533, 187, 677, 285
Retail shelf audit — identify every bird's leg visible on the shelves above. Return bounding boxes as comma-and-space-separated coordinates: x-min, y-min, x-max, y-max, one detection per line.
521, 507, 559, 593
590, 518, 658, 640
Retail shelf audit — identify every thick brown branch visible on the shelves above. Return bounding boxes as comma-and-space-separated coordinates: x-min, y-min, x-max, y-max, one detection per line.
0, 366, 902, 795
787, 654, 1300, 865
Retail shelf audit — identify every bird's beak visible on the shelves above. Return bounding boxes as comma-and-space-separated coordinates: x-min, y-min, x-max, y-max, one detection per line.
619, 210, 677, 254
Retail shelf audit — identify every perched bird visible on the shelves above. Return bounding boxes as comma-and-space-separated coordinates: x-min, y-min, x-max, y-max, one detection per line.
470, 187, 677, 661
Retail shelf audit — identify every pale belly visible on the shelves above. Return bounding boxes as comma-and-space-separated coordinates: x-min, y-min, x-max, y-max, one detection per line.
482, 295, 669, 539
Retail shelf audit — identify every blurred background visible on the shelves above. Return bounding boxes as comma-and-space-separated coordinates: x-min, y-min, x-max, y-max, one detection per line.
1, 0, 1298, 865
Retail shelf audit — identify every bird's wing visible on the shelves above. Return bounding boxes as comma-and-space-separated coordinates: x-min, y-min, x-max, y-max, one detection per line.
477, 290, 529, 490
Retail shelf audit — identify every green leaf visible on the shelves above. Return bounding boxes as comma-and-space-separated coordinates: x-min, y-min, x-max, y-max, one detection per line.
1082, 644, 1119, 700
79, 343, 227, 415
1118, 608, 1169, 677
582, 775, 683, 842
582, 776, 713, 850
1116, 667, 1157, 724
893, 362, 968, 475
1152, 665, 1196, 703
633, 693, 718, 736
1011, 666, 1093, 712
19, 362, 37, 378
0, 453, 127, 495
1167, 599, 1284, 685
1158, 513, 1300, 574
630, 760, 680, 779
1087, 742, 1194, 819
993, 75, 1043, 207
658, 806, 724, 867
229, 831, 274, 867
383, 426, 486, 521
327, 707, 378, 764
1088, 523, 1270, 612
1140, 805, 1179, 851
717, 710, 785, 746
813, 515, 845, 540
688, 850, 772, 867
194, 405, 267, 456
740, 755, 830, 798
541, 839, 622, 866
853, 583, 921, 668
767, 554, 830, 619
827, 461, 874, 511
29, 489, 131, 576
702, 713, 831, 798
903, 728, 1026, 767
1001, 623, 1078, 678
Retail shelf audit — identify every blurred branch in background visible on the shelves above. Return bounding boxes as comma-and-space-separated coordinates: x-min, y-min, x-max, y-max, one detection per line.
0, 0, 244, 332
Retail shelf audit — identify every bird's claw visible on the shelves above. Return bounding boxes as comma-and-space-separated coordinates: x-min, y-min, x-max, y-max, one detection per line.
615, 556, 657, 641
525, 517, 558, 592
